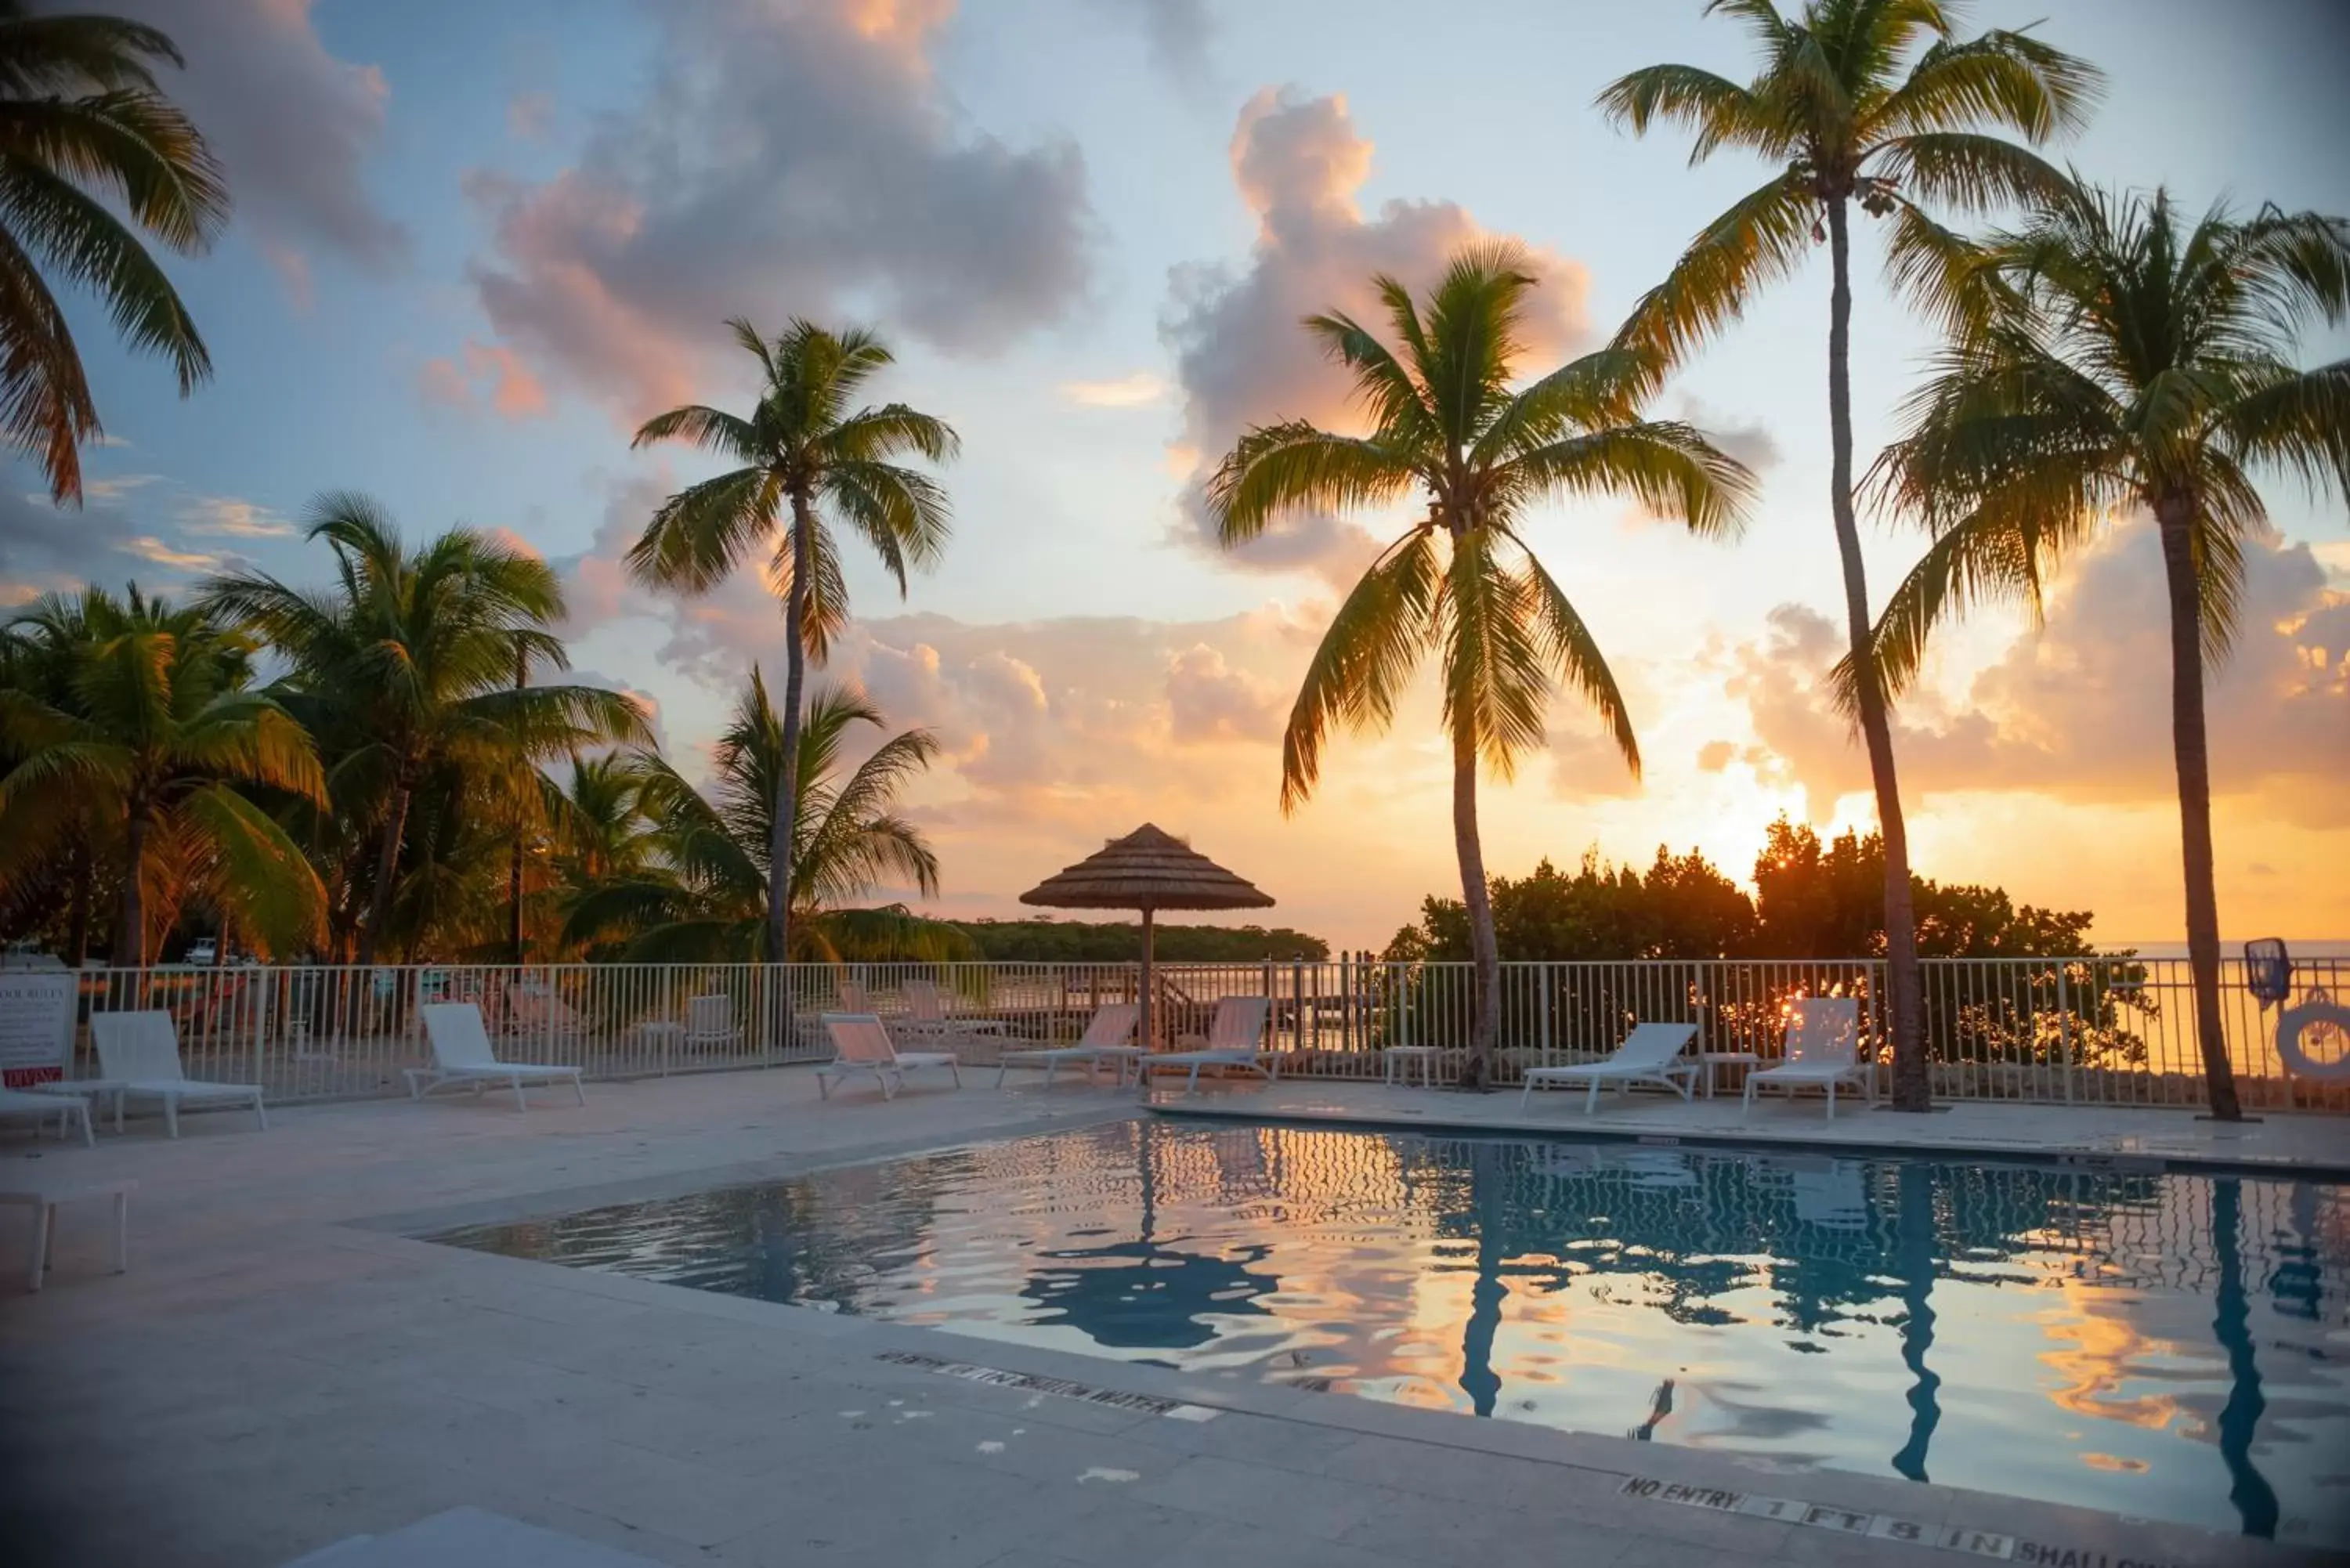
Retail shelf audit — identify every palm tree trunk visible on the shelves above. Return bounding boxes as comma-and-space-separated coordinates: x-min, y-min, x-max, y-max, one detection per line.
509, 640, 529, 964
65, 832, 92, 966
770, 493, 814, 966
2155, 494, 2241, 1120
354, 766, 414, 974
1825, 195, 1928, 1111
112, 806, 150, 967
1453, 724, 1501, 1088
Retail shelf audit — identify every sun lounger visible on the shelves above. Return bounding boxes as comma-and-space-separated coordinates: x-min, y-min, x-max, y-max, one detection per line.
1516, 1022, 1698, 1114
995, 1003, 1141, 1088
1743, 997, 1873, 1118
816, 1013, 961, 1100
411, 1003, 586, 1111
901, 978, 1010, 1050
1144, 996, 1274, 1094
682, 993, 741, 1049
89, 1012, 268, 1137
0, 1086, 92, 1148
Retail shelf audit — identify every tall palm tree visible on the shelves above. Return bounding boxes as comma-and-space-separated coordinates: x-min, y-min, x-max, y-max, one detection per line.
198, 495, 649, 972
1207, 242, 1753, 1086
628, 318, 957, 966
1860, 186, 2350, 1121
0, 3, 227, 502
1596, 0, 2102, 1110
564, 674, 963, 963
0, 584, 324, 963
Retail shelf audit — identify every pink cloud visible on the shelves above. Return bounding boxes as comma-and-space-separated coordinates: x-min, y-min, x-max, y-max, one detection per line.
1161, 87, 1592, 585
415, 339, 551, 420
461, 0, 1092, 420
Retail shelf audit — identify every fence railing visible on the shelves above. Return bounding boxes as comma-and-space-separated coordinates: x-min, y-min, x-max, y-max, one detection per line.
20, 953, 2348, 1113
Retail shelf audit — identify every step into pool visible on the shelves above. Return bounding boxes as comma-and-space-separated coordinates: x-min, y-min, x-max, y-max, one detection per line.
432, 1120, 2349, 1542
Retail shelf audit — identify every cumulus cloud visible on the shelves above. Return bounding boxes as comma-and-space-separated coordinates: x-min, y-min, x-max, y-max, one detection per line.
1674, 394, 1781, 475
1160, 87, 1591, 585
0, 485, 142, 599
80, 0, 404, 287
417, 342, 551, 419
118, 536, 222, 572
463, 0, 1094, 417
1726, 518, 2350, 825
1165, 643, 1282, 743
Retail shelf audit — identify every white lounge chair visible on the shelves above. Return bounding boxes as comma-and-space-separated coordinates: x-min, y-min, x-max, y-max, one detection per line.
1744, 997, 1874, 1119
995, 1003, 1141, 1088
411, 1003, 586, 1111
816, 1013, 960, 1101
682, 993, 741, 1050
902, 977, 1010, 1050
1144, 996, 1274, 1095
89, 1012, 267, 1138
1517, 1022, 1699, 1115
0, 1086, 93, 1148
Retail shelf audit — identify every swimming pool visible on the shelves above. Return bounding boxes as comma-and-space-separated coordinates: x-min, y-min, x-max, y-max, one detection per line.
435, 1120, 2350, 1541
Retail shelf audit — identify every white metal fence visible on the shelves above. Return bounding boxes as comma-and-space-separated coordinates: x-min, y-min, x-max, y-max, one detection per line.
34, 953, 2350, 1113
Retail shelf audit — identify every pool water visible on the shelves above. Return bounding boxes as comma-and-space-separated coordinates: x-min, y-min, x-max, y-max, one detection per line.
436, 1121, 2350, 1541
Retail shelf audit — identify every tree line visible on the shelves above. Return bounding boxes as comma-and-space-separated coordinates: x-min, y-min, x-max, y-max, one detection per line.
1, 5, 2343, 1122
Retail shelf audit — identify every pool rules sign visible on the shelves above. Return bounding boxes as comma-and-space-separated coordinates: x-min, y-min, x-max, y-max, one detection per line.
0, 971, 75, 1087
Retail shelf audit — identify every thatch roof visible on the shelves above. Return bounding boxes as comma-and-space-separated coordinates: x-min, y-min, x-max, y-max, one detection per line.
1018, 823, 1274, 913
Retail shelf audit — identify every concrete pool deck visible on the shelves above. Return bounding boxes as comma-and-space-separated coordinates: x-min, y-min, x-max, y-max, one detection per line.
0, 1068, 2340, 1568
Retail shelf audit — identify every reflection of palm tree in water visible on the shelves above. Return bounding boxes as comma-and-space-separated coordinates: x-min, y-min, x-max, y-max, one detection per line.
2212, 1179, 2280, 1538
1889, 1161, 1941, 1482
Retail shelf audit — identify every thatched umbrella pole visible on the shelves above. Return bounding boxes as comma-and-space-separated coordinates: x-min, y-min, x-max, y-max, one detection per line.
1018, 824, 1273, 1051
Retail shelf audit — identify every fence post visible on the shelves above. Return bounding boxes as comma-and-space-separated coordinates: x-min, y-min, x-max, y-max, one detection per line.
1539, 964, 1553, 1064
2056, 962, 2076, 1105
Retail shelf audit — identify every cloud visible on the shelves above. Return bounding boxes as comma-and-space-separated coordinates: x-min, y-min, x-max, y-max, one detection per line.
1086, 0, 1213, 81
89, 0, 404, 284
1725, 518, 2350, 825
418, 341, 551, 419
2, 482, 151, 594
118, 537, 222, 572
1060, 372, 1169, 409
1165, 643, 1282, 743
464, 0, 1094, 417
1674, 394, 1781, 475
182, 497, 295, 538
1160, 87, 1591, 585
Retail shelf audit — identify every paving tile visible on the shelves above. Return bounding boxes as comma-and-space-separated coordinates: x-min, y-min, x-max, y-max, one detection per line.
1130, 1453, 1390, 1541
1339, 1491, 1640, 1565
1149, 1518, 1426, 1568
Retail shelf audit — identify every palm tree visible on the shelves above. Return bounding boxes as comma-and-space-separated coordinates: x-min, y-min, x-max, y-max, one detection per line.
564, 675, 964, 963
198, 494, 649, 971
628, 318, 957, 966
1207, 242, 1753, 1086
0, 584, 324, 963
0, 3, 227, 502
1596, 0, 2102, 1110
1860, 186, 2350, 1120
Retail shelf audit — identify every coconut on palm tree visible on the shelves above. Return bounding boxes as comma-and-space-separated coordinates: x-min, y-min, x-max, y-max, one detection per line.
1206, 241, 1753, 1087
1860, 185, 2350, 1120
1596, 0, 2102, 1110
563, 674, 965, 963
628, 319, 957, 966
0, 584, 325, 964
198, 494, 649, 970
0, 2, 227, 502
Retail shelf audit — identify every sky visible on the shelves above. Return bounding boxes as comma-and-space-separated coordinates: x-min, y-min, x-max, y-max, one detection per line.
3, 0, 2346, 951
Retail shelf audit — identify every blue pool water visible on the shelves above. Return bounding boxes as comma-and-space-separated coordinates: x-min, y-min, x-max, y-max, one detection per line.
436, 1122, 2350, 1541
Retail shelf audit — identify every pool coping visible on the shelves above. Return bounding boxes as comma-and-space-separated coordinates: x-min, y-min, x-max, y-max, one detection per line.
1143, 1097, 2350, 1180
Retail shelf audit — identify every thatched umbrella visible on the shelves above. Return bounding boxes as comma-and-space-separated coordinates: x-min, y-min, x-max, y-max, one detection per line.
1018, 823, 1274, 1046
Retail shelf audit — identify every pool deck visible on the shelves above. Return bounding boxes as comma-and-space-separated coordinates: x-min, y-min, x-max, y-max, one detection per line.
1, 1067, 2341, 1568
1148, 1075, 2350, 1175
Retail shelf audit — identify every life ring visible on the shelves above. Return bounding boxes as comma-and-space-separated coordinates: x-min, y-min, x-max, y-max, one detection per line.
2276, 999, 2350, 1082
